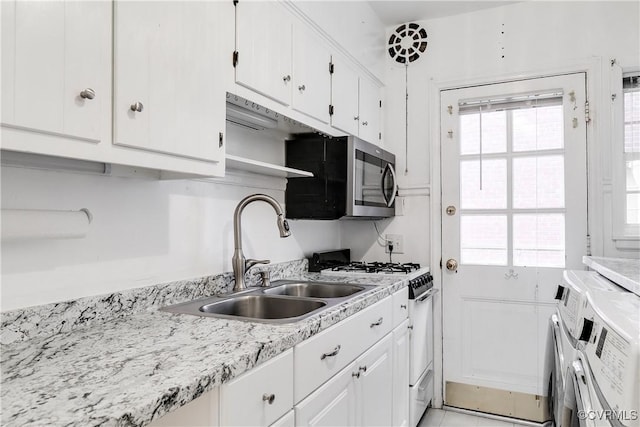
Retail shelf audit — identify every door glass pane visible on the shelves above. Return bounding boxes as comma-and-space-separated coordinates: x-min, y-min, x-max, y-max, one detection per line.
461, 215, 507, 265
460, 111, 507, 155
513, 155, 565, 209
513, 214, 565, 267
512, 106, 563, 152
460, 159, 507, 209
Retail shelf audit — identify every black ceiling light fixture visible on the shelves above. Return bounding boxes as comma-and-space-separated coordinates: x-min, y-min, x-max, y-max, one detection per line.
387, 23, 428, 175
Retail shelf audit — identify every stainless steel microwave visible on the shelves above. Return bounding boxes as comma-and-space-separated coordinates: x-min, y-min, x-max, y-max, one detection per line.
285, 135, 397, 219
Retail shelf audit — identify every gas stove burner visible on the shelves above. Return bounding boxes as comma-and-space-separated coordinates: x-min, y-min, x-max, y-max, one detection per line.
331, 261, 421, 274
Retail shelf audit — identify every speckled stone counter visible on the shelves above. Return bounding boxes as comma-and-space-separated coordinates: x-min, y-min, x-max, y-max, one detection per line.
0, 265, 406, 426
583, 256, 640, 297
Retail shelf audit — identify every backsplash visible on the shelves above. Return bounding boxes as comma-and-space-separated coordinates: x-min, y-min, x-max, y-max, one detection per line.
0, 259, 307, 345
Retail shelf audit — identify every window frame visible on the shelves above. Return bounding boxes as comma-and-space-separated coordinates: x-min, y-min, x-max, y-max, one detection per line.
611, 66, 640, 245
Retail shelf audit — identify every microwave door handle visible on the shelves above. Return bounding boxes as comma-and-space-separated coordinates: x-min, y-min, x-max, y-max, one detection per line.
382, 163, 398, 208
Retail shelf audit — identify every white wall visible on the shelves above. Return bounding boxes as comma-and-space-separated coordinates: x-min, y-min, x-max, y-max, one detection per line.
341, 0, 640, 264
1, 125, 342, 311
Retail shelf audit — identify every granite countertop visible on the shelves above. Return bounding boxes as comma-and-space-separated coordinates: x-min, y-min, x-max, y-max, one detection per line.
583, 256, 640, 297
0, 270, 406, 427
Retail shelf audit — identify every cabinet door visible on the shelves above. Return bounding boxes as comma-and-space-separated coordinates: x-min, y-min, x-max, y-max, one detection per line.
295, 362, 358, 427
270, 409, 295, 427
357, 76, 381, 145
330, 53, 359, 136
1, 0, 110, 145
219, 349, 293, 427
393, 320, 411, 427
147, 388, 219, 427
292, 24, 331, 123
235, 1, 292, 105
114, 1, 224, 162
356, 334, 394, 427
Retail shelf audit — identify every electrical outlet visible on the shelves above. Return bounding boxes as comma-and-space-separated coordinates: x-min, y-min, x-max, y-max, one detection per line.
385, 234, 404, 254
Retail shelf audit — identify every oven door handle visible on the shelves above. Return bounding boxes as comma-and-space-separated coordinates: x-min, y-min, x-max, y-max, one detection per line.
381, 163, 398, 208
415, 288, 439, 302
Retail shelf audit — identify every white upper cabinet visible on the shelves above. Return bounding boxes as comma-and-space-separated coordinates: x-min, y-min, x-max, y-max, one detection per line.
330, 53, 360, 136
330, 53, 382, 146
1, 0, 110, 150
113, 1, 225, 163
357, 76, 382, 145
235, 1, 293, 106
292, 23, 331, 123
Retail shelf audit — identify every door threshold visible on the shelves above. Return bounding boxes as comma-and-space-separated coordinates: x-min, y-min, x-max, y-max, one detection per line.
442, 406, 553, 427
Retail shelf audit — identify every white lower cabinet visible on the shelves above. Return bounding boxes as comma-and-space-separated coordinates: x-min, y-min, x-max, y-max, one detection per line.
147, 389, 219, 427
271, 409, 296, 427
296, 334, 394, 427
393, 319, 411, 427
149, 291, 408, 427
219, 349, 294, 427
295, 361, 358, 427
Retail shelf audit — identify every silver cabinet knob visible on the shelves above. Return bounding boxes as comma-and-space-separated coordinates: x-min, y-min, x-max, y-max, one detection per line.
352, 371, 361, 378
446, 258, 458, 272
80, 88, 96, 100
362, 121, 368, 126
262, 393, 275, 404
283, 75, 291, 82
130, 102, 144, 112
400, 304, 407, 309
353, 116, 360, 121
298, 84, 306, 91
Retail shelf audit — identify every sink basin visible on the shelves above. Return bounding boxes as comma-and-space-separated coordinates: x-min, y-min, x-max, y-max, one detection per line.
199, 295, 326, 320
160, 280, 377, 323
263, 282, 366, 298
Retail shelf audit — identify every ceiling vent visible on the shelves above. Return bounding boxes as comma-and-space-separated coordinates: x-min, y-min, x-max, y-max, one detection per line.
387, 23, 428, 64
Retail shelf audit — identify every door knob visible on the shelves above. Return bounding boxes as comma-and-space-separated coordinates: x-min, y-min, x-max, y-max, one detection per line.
446, 258, 458, 272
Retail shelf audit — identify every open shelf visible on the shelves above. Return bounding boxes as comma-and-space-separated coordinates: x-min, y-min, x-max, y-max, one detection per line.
225, 155, 313, 178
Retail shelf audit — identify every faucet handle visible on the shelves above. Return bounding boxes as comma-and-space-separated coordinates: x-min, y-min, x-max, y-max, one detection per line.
245, 259, 270, 270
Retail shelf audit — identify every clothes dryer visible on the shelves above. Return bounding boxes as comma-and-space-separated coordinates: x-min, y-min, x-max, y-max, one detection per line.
545, 271, 631, 426
562, 290, 639, 427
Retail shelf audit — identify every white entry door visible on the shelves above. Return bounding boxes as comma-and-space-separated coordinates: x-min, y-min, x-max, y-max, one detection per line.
441, 74, 588, 419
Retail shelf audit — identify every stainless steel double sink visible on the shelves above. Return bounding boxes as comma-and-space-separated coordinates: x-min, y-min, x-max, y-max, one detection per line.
160, 280, 377, 323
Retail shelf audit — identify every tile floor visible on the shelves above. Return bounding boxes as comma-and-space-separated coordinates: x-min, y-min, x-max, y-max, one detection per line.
418, 408, 523, 427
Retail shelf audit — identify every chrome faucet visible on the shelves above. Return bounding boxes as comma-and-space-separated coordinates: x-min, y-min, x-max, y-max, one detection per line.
232, 194, 291, 292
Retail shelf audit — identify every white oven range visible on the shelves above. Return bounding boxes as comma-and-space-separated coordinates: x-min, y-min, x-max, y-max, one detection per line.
320, 261, 436, 427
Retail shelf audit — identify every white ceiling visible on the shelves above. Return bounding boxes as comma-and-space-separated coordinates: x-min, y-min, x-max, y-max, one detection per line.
367, 1, 520, 26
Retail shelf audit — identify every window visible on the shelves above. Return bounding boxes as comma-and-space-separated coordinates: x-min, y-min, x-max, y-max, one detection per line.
458, 94, 567, 268
624, 75, 640, 225
612, 68, 640, 245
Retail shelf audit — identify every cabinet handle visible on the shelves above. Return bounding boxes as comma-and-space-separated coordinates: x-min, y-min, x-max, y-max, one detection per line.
80, 88, 96, 100
283, 75, 291, 82
298, 84, 306, 91
352, 371, 360, 378
400, 304, 407, 309
362, 121, 368, 126
353, 116, 360, 121
320, 344, 341, 360
262, 393, 275, 405
370, 317, 383, 328
130, 102, 144, 112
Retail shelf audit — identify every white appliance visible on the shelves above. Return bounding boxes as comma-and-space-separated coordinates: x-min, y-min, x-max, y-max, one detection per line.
546, 271, 631, 427
562, 289, 640, 427
319, 261, 435, 427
